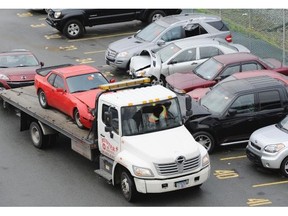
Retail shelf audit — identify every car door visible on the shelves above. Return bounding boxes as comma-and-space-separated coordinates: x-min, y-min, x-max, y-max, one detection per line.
217, 93, 257, 142
166, 48, 197, 76
255, 90, 286, 129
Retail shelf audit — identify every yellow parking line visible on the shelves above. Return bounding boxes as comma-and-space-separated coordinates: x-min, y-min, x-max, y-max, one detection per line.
67, 32, 135, 42
253, 180, 288, 188
220, 155, 247, 161
84, 50, 106, 54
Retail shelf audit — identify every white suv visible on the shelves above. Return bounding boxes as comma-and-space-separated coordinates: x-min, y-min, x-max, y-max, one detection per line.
105, 13, 232, 70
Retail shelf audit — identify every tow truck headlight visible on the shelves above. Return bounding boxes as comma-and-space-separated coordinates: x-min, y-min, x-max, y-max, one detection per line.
0, 74, 9, 80
264, 143, 285, 153
132, 165, 154, 177
54, 11, 62, 19
117, 51, 129, 58
202, 153, 210, 167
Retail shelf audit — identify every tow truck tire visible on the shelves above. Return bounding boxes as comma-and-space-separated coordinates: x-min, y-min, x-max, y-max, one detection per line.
193, 131, 215, 153
38, 89, 48, 109
63, 19, 84, 39
280, 157, 288, 177
120, 170, 138, 202
29, 122, 48, 149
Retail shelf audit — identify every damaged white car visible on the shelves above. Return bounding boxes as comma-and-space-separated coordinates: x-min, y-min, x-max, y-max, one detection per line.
129, 38, 250, 86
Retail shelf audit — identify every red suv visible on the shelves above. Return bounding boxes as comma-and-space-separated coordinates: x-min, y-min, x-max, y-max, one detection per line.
0, 49, 44, 91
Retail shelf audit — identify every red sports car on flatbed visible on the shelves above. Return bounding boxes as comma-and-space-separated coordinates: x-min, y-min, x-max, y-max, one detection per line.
34, 64, 111, 129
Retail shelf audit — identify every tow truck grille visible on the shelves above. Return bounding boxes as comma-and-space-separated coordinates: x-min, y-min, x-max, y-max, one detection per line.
154, 155, 200, 176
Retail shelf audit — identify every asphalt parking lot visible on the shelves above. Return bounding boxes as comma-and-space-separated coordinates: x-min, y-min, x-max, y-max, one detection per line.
1, 9, 288, 207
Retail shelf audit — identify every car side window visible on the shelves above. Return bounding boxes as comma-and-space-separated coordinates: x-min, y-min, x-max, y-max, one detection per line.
53, 75, 65, 89
230, 94, 255, 114
200, 46, 223, 59
47, 73, 56, 85
184, 24, 208, 37
172, 48, 196, 63
259, 90, 282, 110
161, 26, 183, 42
220, 65, 241, 78
242, 63, 264, 71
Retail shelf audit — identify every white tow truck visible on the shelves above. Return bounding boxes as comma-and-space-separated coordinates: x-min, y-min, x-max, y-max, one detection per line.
0, 78, 210, 202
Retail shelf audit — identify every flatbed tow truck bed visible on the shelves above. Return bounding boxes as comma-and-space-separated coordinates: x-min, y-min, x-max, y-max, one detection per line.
0, 86, 97, 160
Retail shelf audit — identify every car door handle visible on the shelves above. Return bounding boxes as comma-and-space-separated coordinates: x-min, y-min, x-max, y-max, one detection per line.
100, 134, 105, 137
191, 62, 198, 65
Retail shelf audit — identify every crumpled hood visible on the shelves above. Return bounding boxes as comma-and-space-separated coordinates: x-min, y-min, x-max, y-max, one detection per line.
121, 126, 201, 164
251, 124, 288, 146
0, 66, 39, 81
72, 89, 102, 108
130, 55, 151, 71
166, 72, 216, 92
108, 35, 151, 53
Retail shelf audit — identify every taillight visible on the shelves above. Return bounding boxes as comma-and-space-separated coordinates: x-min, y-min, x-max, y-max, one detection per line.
225, 34, 232, 43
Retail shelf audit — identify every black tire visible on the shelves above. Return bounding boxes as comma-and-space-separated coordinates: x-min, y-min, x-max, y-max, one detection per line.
38, 89, 48, 109
63, 19, 84, 39
73, 109, 84, 129
120, 170, 138, 202
280, 157, 288, 177
29, 122, 48, 149
147, 10, 166, 23
193, 131, 215, 153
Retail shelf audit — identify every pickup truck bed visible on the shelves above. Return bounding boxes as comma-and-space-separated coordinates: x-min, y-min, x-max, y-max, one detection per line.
0, 86, 95, 147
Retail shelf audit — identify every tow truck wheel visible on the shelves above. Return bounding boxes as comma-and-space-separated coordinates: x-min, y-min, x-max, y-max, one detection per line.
30, 122, 47, 149
120, 170, 137, 202
280, 157, 288, 177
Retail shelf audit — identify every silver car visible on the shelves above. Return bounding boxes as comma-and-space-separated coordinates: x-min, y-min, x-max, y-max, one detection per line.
246, 115, 288, 177
105, 13, 232, 70
129, 38, 250, 85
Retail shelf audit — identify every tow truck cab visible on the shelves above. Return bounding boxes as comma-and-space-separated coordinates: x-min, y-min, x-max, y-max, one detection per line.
94, 78, 210, 202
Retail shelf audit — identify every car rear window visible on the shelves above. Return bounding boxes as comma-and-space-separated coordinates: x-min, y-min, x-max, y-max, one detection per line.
207, 21, 229, 31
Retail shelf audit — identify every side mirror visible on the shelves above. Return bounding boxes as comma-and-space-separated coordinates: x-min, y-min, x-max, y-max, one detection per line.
104, 111, 112, 127
109, 79, 116, 83
40, 62, 44, 67
55, 88, 64, 93
157, 40, 166, 46
185, 94, 193, 117
228, 108, 237, 116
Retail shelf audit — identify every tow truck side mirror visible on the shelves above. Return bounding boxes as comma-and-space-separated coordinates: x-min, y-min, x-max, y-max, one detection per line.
185, 94, 193, 117
104, 111, 114, 138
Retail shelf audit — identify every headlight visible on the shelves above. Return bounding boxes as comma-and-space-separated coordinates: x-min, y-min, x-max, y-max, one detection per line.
264, 143, 285, 153
54, 11, 62, 19
117, 51, 129, 58
132, 165, 154, 177
202, 153, 210, 167
0, 74, 9, 80
135, 70, 147, 77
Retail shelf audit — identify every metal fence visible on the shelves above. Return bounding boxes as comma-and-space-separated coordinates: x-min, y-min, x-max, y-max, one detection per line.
183, 9, 288, 65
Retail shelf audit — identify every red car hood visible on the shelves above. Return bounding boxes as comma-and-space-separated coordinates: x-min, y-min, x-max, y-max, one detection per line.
166, 72, 216, 92
0, 66, 39, 81
72, 89, 103, 108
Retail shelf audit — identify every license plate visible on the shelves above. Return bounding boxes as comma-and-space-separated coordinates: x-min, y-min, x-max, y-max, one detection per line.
175, 179, 189, 188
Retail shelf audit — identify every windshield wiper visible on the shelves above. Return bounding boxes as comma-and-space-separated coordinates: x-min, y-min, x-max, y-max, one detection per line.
0, 66, 8, 68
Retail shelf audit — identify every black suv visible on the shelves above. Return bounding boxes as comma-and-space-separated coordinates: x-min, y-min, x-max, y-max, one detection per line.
46, 9, 182, 39
185, 76, 288, 153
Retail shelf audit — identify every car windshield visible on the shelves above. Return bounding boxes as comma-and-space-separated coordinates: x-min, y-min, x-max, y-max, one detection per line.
134, 22, 166, 42
121, 98, 182, 136
194, 58, 223, 80
0, 54, 39, 68
279, 115, 288, 131
157, 43, 181, 63
200, 85, 233, 114
66, 72, 108, 93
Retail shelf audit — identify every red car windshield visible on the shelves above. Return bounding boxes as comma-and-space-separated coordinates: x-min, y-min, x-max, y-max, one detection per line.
194, 58, 223, 80
66, 72, 108, 93
0, 54, 39, 68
